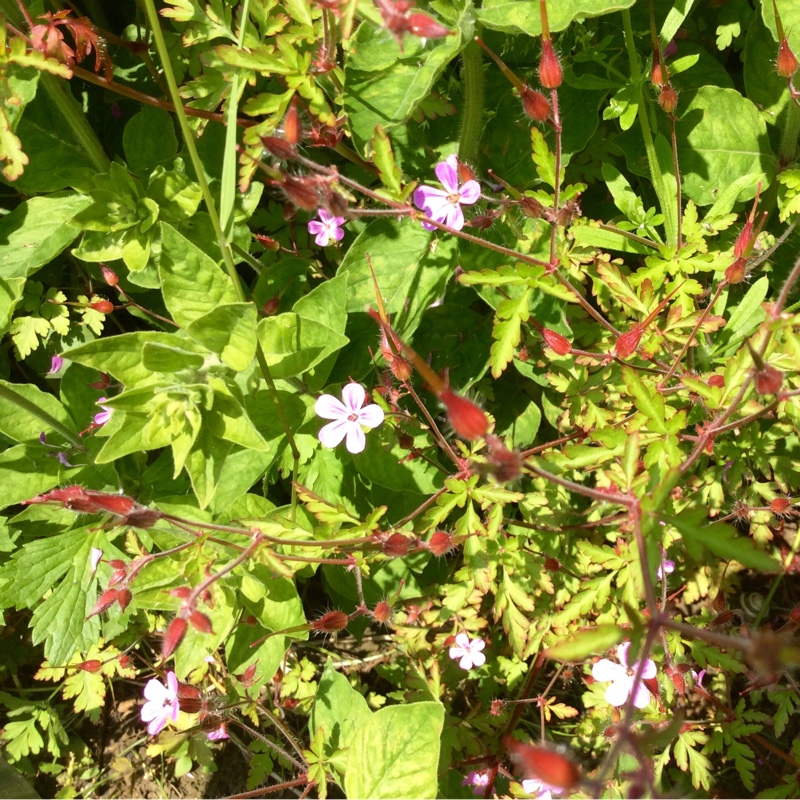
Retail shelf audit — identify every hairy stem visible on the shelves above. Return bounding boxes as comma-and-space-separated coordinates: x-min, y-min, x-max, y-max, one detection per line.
458, 38, 485, 166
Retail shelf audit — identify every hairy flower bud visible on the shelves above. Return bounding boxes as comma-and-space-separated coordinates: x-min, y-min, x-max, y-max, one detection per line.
707, 374, 725, 388
189, 610, 214, 634
658, 84, 679, 114
383, 532, 412, 556
100, 265, 119, 286
754, 364, 782, 396
440, 388, 489, 440
777, 37, 799, 79
504, 737, 580, 791
88, 588, 119, 618
311, 610, 348, 633
281, 175, 321, 211
771, 497, 791, 515
372, 601, 393, 624
76, 659, 103, 673
614, 328, 642, 359
261, 136, 297, 161
520, 86, 551, 121
725, 255, 747, 284
117, 588, 132, 612
283, 99, 301, 145
542, 328, 571, 355
90, 300, 114, 313
538, 39, 562, 89
406, 12, 452, 39
428, 530, 455, 556
162, 617, 188, 659
650, 59, 665, 88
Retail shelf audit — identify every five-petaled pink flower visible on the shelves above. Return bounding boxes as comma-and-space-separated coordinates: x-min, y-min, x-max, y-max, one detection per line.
462, 770, 490, 795
94, 397, 113, 426
140, 672, 180, 735
308, 209, 346, 246
522, 777, 562, 800
449, 632, 486, 670
413, 155, 480, 231
315, 383, 385, 454
207, 723, 229, 741
592, 642, 656, 709
656, 555, 675, 580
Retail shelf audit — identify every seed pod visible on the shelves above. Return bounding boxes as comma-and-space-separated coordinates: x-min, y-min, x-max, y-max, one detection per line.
162, 617, 188, 659
281, 175, 321, 211
116, 588, 132, 612
725, 255, 747, 284
283, 98, 301, 145
754, 364, 782, 396
777, 37, 799, 79
372, 601, 393, 624
383, 532, 412, 557
75, 660, 103, 673
538, 39, 562, 89
311, 610, 348, 633
770, 497, 791, 515
406, 12, 452, 38
260, 136, 297, 161
520, 86, 551, 121
503, 737, 580, 791
428, 530, 455, 556
100, 265, 119, 286
88, 588, 119, 618
614, 328, 642, 359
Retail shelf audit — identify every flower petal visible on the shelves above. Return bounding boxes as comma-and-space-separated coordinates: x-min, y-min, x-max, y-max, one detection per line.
592, 659, 625, 683
458, 654, 474, 670
307, 221, 324, 236
345, 423, 366, 454
147, 710, 169, 736
604, 677, 631, 707
341, 383, 366, 412
143, 678, 167, 703
318, 419, 349, 448
442, 201, 465, 231
470, 650, 486, 668
639, 658, 657, 680
458, 179, 481, 205
330, 225, 345, 242
357, 403, 385, 429
449, 645, 467, 660
616, 642, 632, 668
454, 632, 470, 648
317, 209, 334, 224
315, 394, 349, 420
630, 681, 652, 708
435, 155, 460, 193
314, 229, 331, 247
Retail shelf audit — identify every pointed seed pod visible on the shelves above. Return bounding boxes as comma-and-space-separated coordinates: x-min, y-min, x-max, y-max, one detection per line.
440, 388, 489, 440
520, 86, 551, 121
777, 37, 799, 78
614, 328, 643, 359
281, 175, 321, 211
88, 588, 119, 618
725, 255, 747, 284
406, 12, 452, 39
650, 57, 665, 87
383, 532, 412, 557
542, 328, 571, 355
538, 39, 562, 89
261, 136, 297, 161
311, 610, 348, 633
162, 617, 188, 659
100, 265, 119, 286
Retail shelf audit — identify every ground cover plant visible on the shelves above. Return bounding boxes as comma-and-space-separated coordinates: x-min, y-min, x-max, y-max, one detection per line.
0, 0, 799, 797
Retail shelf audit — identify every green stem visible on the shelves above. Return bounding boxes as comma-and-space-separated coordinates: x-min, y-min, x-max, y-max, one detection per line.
778, 97, 800, 166
458, 38, 484, 166
40, 74, 110, 173
622, 9, 677, 247
0, 382, 85, 450
141, 0, 301, 514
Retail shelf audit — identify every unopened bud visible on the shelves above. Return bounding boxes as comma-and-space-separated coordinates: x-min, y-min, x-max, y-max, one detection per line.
770, 497, 791, 515
75, 659, 103, 673
283, 98, 301, 145
650, 59, 665, 87
440, 388, 489, 440
263, 296, 280, 315
777, 37, 799, 79
255, 233, 280, 251
189, 610, 214, 633
372, 601, 393, 624
87, 589, 119, 618
406, 12, 451, 39
725, 255, 747, 284
542, 328, 571, 355
428, 530, 455, 556
614, 327, 642, 359
383, 532, 412, 556
261, 136, 297, 161
519, 195, 544, 218
538, 39, 563, 89
707, 374, 725, 388
90, 300, 114, 314
162, 617, 188, 659
281, 175, 321, 211
100, 265, 119, 286
520, 86, 551, 121
311, 610, 348, 633
658, 84, 679, 114
544, 557, 560, 571
117, 588, 132, 612
456, 159, 476, 184
754, 364, 782, 396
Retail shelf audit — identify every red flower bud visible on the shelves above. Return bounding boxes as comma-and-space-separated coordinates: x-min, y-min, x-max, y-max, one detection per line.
658, 84, 679, 113
542, 328, 571, 355
790, 605, 800, 624
754, 364, 782, 395
189, 610, 214, 634
707, 374, 725, 388
520, 86, 551, 121
650, 60, 665, 88
311, 610, 348, 633
734, 219, 754, 258
88, 588, 119, 618
255, 233, 281, 251
261, 136, 297, 161
383, 532, 412, 557
84, 491, 136, 516
428, 530, 455, 556
372, 601, 393, 624
456, 159, 476, 184
406, 12, 451, 39
725, 255, 747, 284
503, 737, 580, 791
544, 557, 560, 571
116, 588, 132, 612
162, 617, 188, 659
262, 296, 280, 315
614, 327, 642, 359
281, 175, 321, 211
777, 37, 799, 79
100, 265, 119, 286
107, 559, 126, 570
440, 388, 489, 440
75, 659, 103, 673
90, 300, 114, 314
238, 662, 258, 687
519, 195, 544, 218
538, 39, 562, 89
283, 98, 301, 145
770, 497, 791, 515
169, 587, 192, 600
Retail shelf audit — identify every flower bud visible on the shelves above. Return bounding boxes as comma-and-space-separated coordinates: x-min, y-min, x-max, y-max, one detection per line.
162, 617, 188, 659
754, 364, 782, 396
519, 195, 544, 218
100, 265, 119, 286
261, 136, 297, 161
456, 158, 476, 184
189, 610, 214, 634
777, 37, 799, 79
75, 660, 103, 673
406, 12, 452, 39
88, 588, 119, 618
614, 327, 642, 359
544, 557, 560, 571
440, 388, 489, 440
520, 86, 551, 121
255, 233, 280, 251
650, 59, 665, 88
237, 662, 258, 687
503, 737, 580, 791
770, 497, 791, 515
281, 175, 321, 211
283, 99, 301, 145
542, 328, 571, 355
311, 610, 348, 633
116, 588, 132, 612
658, 84, 679, 114
372, 601, 393, 624
538, 39, 562, 89
383, 532, 412, 557
428, 530, 455, 556
90, 300, 114, 313
707, 374, 725, 388
262, 296, 280, 315
725, 255, 747, 284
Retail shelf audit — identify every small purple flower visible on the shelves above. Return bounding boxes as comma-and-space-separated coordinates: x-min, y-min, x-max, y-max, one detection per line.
462, 770, 490, 795
94, 397, 113, 426
207, 723, 229, 741
522, 777, 562, 800
315, 383, 385, 454
656, 555, 675, 581
90, 548, 103, 575
48, 355, 64, 376
591, 642, 656, 709
448, 632, 486, 671
57, 452, 73, 467
308, 209, 345, 246
140, 672, 180, 735
413, 155, 480, 231
691, 668, 706, 689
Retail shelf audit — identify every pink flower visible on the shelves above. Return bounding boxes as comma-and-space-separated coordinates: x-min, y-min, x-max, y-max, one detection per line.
449, 632, 486, 670
140, 672, 180, 735
94, 397, 113, 426
462, 770, 490, 795
207, 723, 229, 741
522, 777, 562, 799
315, 383, 385, 454
592, 642, 656, 709
308, 209, 345, 246
90, 548, 103, 575
48, 355, 64, 375
413, 155, 480, 231
656, 556, 675, 580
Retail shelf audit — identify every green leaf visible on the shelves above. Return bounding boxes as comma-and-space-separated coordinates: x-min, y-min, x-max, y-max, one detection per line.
123, 107, 179, 171
370, 125, 403, 198
0, 380, 73, 444
0, 444, 62, 511
545, 625, 623, 662
345, 702, 444, 799
186, 302, 258, 371
621, 367, 668, 434
476, 0, 636, 35
141, 342, 206, 373
0, 194, 90, 279
711, 277, 768, 356
159, 222, 239, 327
666, 509, 781, 573
312, 659, 373, 754
490, 288, 531, 378
184, 422, 233, 508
